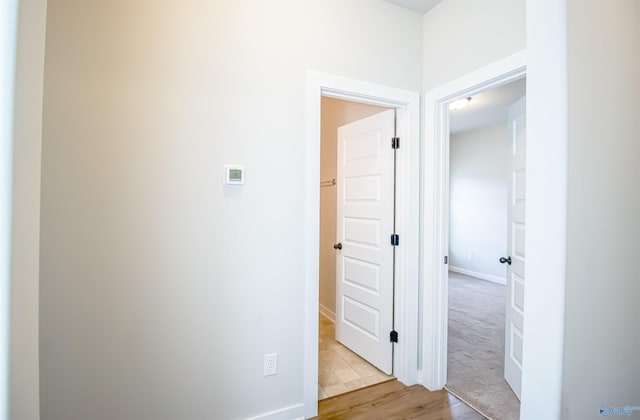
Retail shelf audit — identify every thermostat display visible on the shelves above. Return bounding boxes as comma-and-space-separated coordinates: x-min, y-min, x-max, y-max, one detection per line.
224, 165, 244, 185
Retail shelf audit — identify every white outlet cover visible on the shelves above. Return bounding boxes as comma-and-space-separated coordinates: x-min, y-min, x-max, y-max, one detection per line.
264, 353, 277, 376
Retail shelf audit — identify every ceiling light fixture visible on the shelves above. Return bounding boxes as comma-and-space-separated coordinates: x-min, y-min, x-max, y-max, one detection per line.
449, 97, 472, 111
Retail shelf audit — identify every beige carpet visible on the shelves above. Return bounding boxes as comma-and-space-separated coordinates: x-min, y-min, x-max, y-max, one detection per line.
447, 271, 520, 420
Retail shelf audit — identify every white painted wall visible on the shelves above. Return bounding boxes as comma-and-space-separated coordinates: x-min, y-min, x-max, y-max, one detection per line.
449, 123, 508, 282
561, 1, 640, 418
422, 0, 526, 91
38, 2, 422, 419
9, 1, 47, 419
319, 98, 388, 319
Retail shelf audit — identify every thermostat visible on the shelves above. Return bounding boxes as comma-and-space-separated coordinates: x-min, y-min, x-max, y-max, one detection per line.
224, 165, 244, 185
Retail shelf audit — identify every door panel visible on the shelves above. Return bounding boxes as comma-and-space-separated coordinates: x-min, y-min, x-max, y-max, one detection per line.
336, 109, 395, 375
505, 96, 526, 400
344, 217, 380, 247
344, 258, 380, 292
342, 296, 379, 338
344, 176, 381, 201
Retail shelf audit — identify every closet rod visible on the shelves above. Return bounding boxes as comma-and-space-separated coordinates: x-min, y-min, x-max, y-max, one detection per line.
320, 178, 336, 187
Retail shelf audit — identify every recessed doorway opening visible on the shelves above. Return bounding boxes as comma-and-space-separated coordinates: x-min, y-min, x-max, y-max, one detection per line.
318, 97, 395, 399
445, 77, 525, 419
304, 71, 420, 419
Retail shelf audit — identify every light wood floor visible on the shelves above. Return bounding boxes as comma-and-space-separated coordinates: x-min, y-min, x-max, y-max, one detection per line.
313, 379, 486, 419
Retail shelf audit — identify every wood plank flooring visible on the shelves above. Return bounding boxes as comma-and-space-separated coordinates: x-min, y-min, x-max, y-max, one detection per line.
312, 379, 486, 419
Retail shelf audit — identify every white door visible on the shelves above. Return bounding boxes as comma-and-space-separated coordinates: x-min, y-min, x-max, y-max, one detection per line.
504, 96, 526, 399
335, 109, 395, 375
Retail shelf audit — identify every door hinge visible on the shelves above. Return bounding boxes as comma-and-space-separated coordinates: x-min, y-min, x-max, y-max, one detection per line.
444, 256, 448, 264
391, 137, 400, 149
390, 234, 399, 246
390, 330, 398, 343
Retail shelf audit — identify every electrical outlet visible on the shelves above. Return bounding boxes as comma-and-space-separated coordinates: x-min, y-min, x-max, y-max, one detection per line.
264, 353, 277, 376
467, 252, 474, 261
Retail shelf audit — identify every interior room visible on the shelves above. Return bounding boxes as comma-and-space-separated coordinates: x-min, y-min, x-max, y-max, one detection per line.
446, 79, 526, 419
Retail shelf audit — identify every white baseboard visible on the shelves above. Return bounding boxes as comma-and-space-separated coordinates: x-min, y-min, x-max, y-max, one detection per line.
416, 369, 424, 387
248, 403, 305, 420
449, 266, 506, 285
319, 303, 335, 323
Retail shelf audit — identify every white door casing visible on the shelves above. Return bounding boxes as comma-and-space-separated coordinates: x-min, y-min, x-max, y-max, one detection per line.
336, 109, 395, 375
504, 96, 526, 399
421, 46, 567, 418
305, 71, 420, 419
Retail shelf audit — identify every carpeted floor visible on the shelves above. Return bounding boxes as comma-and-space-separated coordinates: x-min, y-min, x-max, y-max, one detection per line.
447, 271, 520, 420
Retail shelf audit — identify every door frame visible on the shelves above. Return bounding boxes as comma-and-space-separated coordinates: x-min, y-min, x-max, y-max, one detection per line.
421, 51, 526, 390
1, 1, 19, 417
304, 71, 420, 418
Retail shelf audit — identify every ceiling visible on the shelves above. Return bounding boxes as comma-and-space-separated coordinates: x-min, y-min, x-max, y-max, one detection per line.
449, 78, 526, 135
384, 0, 442, 14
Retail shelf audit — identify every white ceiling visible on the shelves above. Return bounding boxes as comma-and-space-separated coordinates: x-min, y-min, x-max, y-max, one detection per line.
384, 0, 442, 14
449, 78, 526, 135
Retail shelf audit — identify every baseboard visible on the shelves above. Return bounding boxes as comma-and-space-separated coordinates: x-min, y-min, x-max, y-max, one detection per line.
449, 266, 506, 285
416, 369, 423, 387
248, 403, 305, 420
319, 303, 336, 323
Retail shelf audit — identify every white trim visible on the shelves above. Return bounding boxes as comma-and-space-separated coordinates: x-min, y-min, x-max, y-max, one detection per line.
0, 1, 18, 419
520, 1, 567, 418
318, 304, 335, 324
248, 403, 305, 420
423, 36, 568, 418
448, 266, 506, 286
421, 50, 526, 392
305, 70, 420, 419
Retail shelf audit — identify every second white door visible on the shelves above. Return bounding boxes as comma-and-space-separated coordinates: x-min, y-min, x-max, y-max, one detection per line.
335, 109, 395, 375
504, 96, 526, 399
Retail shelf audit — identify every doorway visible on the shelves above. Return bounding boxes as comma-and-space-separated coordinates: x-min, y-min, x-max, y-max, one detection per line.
421, 52, 527, 395
318, 97, 394, 399
304, 71, 420, 418
445, 79, 525, 419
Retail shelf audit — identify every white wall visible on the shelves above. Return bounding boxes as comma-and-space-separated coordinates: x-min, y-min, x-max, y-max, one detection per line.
422, 0, 525, 91
319, 98, 388, 319
561, 1, 640, 418
449, 123, 508, 282
9, 1, 47, 419
38, 2, 422, 419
